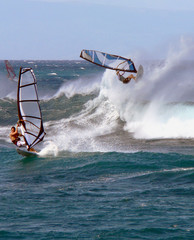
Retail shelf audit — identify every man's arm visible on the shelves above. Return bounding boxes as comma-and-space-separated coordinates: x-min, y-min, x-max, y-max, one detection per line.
10, 124, 19, 137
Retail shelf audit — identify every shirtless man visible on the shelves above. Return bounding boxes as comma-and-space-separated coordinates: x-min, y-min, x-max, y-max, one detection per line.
116, 71, 136, 84
9, 123, 26, 147
10, 123, 37, 153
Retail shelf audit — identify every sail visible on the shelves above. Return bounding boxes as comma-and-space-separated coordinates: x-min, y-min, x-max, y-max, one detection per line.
4, 60, 16, 80
17, 67, 46, 150
80, 50, 137, 73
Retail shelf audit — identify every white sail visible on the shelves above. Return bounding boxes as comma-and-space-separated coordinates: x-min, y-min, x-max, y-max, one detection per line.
17, 67, 46, 150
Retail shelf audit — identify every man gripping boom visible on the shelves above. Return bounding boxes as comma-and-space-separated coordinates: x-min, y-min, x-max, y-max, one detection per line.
9, 122, 26, 147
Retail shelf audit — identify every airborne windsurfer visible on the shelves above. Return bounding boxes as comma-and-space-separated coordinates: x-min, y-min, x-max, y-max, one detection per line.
80, 49, 142, 84
9, 122, 25, 147
116, 71, 136, 84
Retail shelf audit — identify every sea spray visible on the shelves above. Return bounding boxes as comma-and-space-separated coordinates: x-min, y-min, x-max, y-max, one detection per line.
103, 39, 194, 139
0, 73, 17, 100
38, 141, 59, 157
44, 94, 120, 152
53, 75, 101, 99
1, 43, 194, 153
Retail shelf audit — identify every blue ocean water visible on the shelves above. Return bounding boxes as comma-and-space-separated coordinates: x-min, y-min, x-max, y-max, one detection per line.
0, 59, 194, 239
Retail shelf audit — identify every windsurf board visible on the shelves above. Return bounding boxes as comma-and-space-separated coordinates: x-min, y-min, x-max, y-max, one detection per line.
136, 65, 144, 81
16, 148, 38, 157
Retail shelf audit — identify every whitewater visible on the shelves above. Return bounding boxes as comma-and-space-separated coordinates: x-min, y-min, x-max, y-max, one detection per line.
0, 42, 193, 239
1, 41, 194, 155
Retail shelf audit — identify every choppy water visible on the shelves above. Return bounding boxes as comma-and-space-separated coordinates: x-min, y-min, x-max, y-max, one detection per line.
0, 56, 194, 239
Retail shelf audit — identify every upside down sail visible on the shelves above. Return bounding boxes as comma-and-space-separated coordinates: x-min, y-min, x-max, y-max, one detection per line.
17, 67, 46, 150
80, 49, 137, 73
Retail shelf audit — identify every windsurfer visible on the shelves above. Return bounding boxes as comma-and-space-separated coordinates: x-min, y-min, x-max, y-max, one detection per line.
116, 71, 136, 84
9, 123, 37, 152
5, 60, 16, 80
9, 123, 26, 147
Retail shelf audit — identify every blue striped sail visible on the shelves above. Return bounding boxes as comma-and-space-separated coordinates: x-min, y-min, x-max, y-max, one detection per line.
80, 49, 137, 73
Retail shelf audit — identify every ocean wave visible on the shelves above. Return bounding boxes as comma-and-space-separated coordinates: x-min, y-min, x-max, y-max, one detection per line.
1, 50, 194, 154
53, 76, 101, 99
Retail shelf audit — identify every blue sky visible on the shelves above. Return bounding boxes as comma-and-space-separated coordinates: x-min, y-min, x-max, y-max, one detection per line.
0, 0, 194, 60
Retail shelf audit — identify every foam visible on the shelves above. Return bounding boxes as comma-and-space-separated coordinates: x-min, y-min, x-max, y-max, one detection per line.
53, 75, 101, 99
